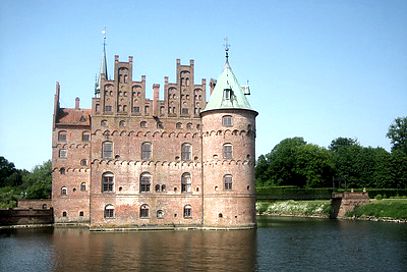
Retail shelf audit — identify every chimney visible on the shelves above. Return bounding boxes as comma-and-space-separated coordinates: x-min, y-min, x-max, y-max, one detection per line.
75, 97, 80, 109
152, 84, 160, 116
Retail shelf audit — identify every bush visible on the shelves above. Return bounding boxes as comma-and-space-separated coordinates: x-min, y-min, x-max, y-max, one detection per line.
375, 194, 383, 200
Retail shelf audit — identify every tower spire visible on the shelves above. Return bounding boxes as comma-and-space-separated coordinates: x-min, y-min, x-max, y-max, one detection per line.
95, 27, 108, 96
223, 37, 230, 63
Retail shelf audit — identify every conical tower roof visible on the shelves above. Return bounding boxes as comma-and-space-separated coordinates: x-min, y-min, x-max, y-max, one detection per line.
202, 60, 253, 113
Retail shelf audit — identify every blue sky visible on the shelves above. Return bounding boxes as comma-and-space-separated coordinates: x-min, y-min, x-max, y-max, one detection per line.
0, 0, 406, 170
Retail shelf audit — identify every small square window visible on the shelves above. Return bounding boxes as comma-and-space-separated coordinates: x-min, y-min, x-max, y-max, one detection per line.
105, 105, 112, 112
59, 149, 67, 159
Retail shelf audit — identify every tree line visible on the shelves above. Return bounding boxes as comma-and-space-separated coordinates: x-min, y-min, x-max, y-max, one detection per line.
256, 117, 407, 189
0, 158, 51, 208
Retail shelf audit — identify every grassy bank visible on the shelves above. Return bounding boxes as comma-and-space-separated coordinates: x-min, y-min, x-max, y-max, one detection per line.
256, 200, 331, 218
346, 199, 407, 220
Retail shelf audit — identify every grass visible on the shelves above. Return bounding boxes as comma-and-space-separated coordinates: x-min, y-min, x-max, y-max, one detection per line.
347, 199, 407, 220
256, 200, 331, 217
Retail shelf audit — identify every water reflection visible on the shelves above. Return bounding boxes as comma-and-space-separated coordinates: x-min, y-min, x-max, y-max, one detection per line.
1, 218, 407, 272
50, 228, 256, 272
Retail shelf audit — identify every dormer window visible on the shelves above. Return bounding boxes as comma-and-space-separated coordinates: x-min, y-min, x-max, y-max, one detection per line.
224, 88, 232, 100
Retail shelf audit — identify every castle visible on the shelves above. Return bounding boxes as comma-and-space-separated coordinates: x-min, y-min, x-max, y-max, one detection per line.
51, 44, 258, 229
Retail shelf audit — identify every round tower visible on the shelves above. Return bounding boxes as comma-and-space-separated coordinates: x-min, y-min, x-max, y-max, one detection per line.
201, 56, 258, 228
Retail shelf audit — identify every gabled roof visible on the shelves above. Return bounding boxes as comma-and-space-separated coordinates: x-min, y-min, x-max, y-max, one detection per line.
202, 60, 253, 112
56, 108, 91, 126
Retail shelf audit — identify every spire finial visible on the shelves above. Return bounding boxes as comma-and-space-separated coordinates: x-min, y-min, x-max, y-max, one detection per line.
223, 37, 230, 62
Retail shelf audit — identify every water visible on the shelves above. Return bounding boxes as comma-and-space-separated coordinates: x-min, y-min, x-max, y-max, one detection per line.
1, 217, 406, 272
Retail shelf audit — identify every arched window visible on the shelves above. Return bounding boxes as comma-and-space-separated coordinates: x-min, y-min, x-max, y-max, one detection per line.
62, 211, 67, 217
186, 122, 193, 129
181, 143, 192, 161
59, 149, 67, 159
223, 144, 233, 159
224, 175, 233, 190
140, 172, 151, 192
80, 182, 86, 191
58, 131, 67, 142
102, 141, 113, 159
101, 120, 107, 127
176, 122, 182, 129
61, 186, 67, 196
80, 159, 87, 166
104, 204, 114, 218
161, 184, 166, 192
79, 211, 84, 217
59, 168, 65, 175
155, 184, 161, 192
181, 173, 191, 193
140, 121, 147, 128
157, 210, 164, 218
141, 142, 152, 160
140, 204, 149, 218
222, 115, 233, 127
102, 172, 114, 192
183, 205, 192, 218
82, 131, 90, 142
119, 120, 126, 128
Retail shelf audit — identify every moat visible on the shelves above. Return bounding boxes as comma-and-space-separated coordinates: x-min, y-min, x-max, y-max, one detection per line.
1, 216, 406, 272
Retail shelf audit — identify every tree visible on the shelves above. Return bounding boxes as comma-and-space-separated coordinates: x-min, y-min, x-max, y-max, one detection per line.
21, 160, 52, 199
0, 156, 22, 187
387, 116, 407, 154
255, 137, 334, 188
328, 137, 359, 152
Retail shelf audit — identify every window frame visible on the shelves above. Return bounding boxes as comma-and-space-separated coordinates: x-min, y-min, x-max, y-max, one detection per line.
181, 173, 192, 193
181, 143, 192, 161
104, 204, 115, 219
80, 182, 86, 192
59, 149, 67, 159
140, 204, 149, 218
223, 144, 233, 159
140, 172, 151, 193
102, 172, 114, 193
141, 142, 152, 160
224, 175, 233, 190
82, 132, 90, 142
58, 131, 67, 142
61, 186, 67, 196
102, 141, 113, 159
183, 205, 192, 218
222, 115, 233, 127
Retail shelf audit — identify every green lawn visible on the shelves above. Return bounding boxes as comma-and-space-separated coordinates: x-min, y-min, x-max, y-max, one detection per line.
348, 199, 407, 220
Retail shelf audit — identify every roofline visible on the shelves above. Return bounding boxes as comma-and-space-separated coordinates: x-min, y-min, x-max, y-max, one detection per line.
200, 108, 258, 117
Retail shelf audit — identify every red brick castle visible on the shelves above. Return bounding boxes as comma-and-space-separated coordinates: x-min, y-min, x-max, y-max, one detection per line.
52, 43, 258, 229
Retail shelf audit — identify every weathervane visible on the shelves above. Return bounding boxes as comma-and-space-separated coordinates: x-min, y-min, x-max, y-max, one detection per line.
102, 27, 107, 48
223, 37, 230, 61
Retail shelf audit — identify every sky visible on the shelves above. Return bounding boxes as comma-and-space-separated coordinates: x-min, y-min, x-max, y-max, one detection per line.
0, 0, 406, 171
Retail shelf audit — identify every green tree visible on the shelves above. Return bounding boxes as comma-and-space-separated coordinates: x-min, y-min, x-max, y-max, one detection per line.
256, 137, 334, 188
21, 160, 52, 199
390, 150, 407, 189
0, 156, 23, 187
294, 144, 334, 188
387, 116, 407, 154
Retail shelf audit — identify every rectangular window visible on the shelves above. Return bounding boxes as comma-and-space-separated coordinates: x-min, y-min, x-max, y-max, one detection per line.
133, 106, 140, 113
103, 176, 114, 192
59, 149, 67, 159
82, 133, 90, 142
223, 145, 233, 159
58, 133, 67, 142
103, 142, 113, 159
145, 106, 149, 115
105, 105, 112, 112
141, 143, 152, 160
181, 108, 188, 115
222, 116, 233, 127
181, 144, 191, 161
